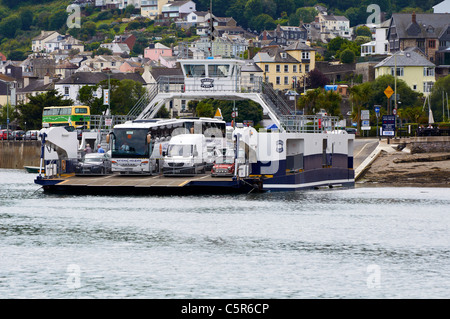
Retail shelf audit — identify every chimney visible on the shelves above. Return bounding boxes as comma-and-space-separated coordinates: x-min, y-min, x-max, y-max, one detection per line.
412, 11, 416, 24
263, 31, 267, 41
44, 74, 50, 85
24, 76, 30, 88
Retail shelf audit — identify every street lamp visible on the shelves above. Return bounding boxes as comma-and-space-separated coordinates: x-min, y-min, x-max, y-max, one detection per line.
394, 50, 404, 114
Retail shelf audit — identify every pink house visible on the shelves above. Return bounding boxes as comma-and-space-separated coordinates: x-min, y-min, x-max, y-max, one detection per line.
119, 61, 144, 73
144, 43, 172, 61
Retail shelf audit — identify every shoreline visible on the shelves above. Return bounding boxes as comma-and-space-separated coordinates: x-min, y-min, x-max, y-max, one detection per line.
356, 147, 450, 188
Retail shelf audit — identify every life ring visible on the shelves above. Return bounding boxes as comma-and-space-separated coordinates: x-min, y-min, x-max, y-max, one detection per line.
159, 143, 162, 156
61, 160, 66, 172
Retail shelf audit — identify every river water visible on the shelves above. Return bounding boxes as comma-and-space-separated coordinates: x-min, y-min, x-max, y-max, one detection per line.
0, 168, 449, 299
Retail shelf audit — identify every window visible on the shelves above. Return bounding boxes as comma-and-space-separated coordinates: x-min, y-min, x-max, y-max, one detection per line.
265, 64, 269, 72
423, 81, 434, 93
428, 40, 436, 48
284, 76, 289, 85
302, 52, 310, 60
276, 77, 280, 85
293, 65, 297, 73
305, 64, 310, 72
417, 40, 425, 48
276, 65, 281, 73
250, 74, 254, 83
208, 64, 230, 77
284, 65, 289, 73
390, 67, 404, 77
64, 87, 70, 95
184, 64, 206, 77
424, 67, 435, 77
299, 65, 302, 72
413, 84, 417, 90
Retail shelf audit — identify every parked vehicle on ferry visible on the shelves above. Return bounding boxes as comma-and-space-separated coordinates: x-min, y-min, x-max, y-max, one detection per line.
75, 152, 112, 175
162, 134, 208, 176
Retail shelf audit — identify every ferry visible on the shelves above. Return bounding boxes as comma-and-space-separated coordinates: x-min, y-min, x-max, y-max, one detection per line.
34, 51, 354, 194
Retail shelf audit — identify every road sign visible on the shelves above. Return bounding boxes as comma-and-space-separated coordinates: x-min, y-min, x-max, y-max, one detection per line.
361, 110, 370, 120
393, 108, 397, 116
382, 115, 396, 136
384, 86, 394, 99
361, 120, 371, 130
374, 106, 380, 113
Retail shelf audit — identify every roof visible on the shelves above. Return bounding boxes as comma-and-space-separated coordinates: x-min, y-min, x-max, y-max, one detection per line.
0, 73, 15, 82
33, 31, 60, 41
285, 41, 314, 51
55, 72, 146, 85
18, 78, 54, 93
257, 46, 300, 63
374, 48, 436, 68
241, 61, 263, 72
390, 13, 450, 39
149, 67, 183, 80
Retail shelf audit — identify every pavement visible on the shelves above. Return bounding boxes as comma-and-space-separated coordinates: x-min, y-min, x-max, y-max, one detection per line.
354, 139, 398, 181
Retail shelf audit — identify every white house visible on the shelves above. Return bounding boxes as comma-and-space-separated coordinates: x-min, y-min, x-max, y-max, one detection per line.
361, 19, 390, 56
161, 0, 196, 19
433, 0, 450, 13
100, 43, 131, 55
32, 31, 61, 52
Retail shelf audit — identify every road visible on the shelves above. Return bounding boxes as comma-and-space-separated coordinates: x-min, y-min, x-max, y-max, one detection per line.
353, 138, 379, 169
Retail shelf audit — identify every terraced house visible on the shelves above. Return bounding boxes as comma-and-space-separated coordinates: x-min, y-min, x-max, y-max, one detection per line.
253, 42, 315, 91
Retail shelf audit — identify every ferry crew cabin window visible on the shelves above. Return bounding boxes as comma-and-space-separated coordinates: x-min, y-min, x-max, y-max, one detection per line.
184, 65, 206, 77
208, 64, 230, 77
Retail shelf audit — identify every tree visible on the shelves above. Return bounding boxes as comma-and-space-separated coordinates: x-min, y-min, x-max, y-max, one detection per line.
308, 69, 329, 89
196, 100, 215, 117
0, 15, 22, 39
355, 26, 372, 38
20, 9, 33, 31
429, 74, 450, 122
340, 49, 355, 64
17, 90, 73, 130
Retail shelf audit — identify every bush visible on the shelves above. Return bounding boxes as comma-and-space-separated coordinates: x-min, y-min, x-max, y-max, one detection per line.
340, 49, 355, 64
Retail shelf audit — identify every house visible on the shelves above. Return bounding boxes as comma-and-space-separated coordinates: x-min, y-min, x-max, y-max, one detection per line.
81, 55, 125, 71
21, 53, 56, 79
315, 61, 356, 84
119, 60, 144, 73
433, 0, 450, 13
144, 43, 173, 61
55, 61, 79, 79
361, 19, 390, 56
240, 60, 264, 92
141, 65, 189, 115
32, 31, 61, 52
141, 0, 170, 18
0, 73, 16, 107
44, 35, 85, 54
374, 48, 436, 95
253, 43, 315, 91
161, 0, 196, 20
16, 75, 54, 105
55, 71, 146, 104
100, 43, 131, 55
316, 13, 351, 41
0, 53, 6, 61
113, 34, 136, 51
387, 12, 450, 65
185, 11, 210, 26
259, 25, 308, 47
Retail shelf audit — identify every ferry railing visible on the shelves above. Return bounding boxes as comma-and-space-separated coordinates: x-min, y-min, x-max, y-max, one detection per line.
280, 115, 341, 133
128, 84, 158, 118
262, 82, 293, 116
90, 115, 136, 130
157, 76, 263, 94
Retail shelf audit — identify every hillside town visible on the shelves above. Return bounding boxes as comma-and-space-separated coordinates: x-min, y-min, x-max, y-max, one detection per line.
0, 0, 450, 132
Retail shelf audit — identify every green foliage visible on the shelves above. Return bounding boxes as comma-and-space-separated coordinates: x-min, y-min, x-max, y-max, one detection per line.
16, 89, 73, 130
340, 49, 355, 64
429, 74, 450, 122
355, 26, 372, 37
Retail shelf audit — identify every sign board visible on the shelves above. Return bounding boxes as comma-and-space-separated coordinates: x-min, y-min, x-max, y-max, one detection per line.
361, 110, 370, 120
361, 120, 371, 130
382, 115, 396, 136
374, 105, 380, 117
105, 118, 112, 126
103, 89, 109, 105
393, 108, 397, 116
214, 108, 223, 119
384, 86, 394, 99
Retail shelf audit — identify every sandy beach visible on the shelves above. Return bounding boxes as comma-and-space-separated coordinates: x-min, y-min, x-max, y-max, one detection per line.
357, 146, 450, 187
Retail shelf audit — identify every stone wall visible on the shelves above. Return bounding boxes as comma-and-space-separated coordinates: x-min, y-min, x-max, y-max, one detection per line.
410, 136, 450, 153
0, 141, 41, 169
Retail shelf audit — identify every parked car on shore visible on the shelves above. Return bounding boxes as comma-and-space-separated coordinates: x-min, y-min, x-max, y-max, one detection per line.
25, 130, 40, 140
0, 129, 12, 140
13, 130, 25, 140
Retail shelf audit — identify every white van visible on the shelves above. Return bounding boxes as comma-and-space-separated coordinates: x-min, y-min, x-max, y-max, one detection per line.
162, 134, 208, 176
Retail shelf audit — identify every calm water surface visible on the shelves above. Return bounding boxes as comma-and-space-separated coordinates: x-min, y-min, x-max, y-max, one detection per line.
0, 169, 449, 298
